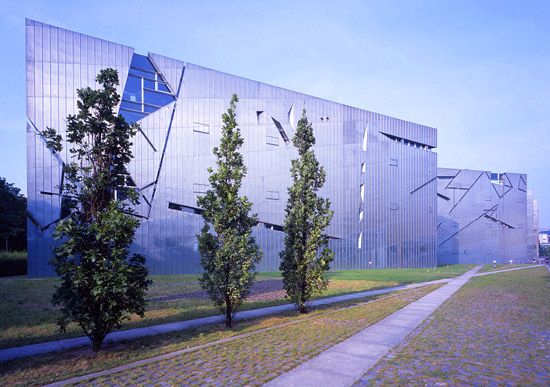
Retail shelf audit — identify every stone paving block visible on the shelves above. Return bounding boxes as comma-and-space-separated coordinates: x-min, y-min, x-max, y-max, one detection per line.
354, 267, 549, 387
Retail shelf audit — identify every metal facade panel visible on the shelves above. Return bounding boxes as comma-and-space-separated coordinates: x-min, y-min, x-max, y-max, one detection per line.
437, 168, 532, 264
25, 20, 134, 276
27, 20, 440, 276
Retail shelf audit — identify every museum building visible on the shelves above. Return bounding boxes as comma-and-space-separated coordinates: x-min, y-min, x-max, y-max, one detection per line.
26, 20, 439, 276
437, 168, 535, 264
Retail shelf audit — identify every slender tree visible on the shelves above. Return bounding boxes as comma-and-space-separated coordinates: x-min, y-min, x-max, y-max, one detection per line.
280, 109, 334, 313
197, 94, 262, 328
44, 68, 150, 352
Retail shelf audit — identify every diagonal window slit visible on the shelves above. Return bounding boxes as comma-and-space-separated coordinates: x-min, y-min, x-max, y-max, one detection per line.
271, 117, 290, 144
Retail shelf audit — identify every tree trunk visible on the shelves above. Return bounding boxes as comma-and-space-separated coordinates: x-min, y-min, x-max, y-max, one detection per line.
92, 337, 102, 352
299, 298, 308, 314
225, 301, 233, 328
91, 331, 106, 352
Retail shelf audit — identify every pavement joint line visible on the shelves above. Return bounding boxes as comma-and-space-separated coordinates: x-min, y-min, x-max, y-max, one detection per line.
264, 265, 483, 387
42, 284, 439, 387
0, 265, 539, 363
0, 280, 450, 362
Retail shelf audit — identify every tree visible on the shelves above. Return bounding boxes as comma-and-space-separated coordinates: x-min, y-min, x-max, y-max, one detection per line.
44, 68, 150, 352
0, 177, 27, 251
540, 243, 550, 257
279, 109, 334, 313
197, 94, 262, 328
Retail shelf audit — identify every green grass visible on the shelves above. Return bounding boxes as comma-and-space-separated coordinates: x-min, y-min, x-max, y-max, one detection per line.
477, 263, 535, 273
0, 265, 472, 350
258, 264, 472, 283
0, 251, 27, 277
363, 266, 550, 387
0, 284, 441, 387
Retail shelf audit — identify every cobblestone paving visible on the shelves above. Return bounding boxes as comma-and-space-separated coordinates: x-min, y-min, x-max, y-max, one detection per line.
355, 267, 550, 387
74, 287, 437, 386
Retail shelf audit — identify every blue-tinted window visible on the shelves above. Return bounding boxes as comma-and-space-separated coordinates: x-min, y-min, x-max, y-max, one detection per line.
120, 109, 147, 124
123, 76, 142, 102
120, 53, 176, 122
144, 79, 155, 90
121, 100, 142, 111
143, 104, 158, 113
131, 54, 156, 72
144, 90, 173, 106
158, 83, 170, 93
129, 68, 156, 80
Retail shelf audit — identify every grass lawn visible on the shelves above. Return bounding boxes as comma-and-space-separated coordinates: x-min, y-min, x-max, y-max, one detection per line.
0, 265, 472, 350
259, 264, 473, 282
0, 284, 441, 387
477, 263, 536, 273
359, 266, 550, 386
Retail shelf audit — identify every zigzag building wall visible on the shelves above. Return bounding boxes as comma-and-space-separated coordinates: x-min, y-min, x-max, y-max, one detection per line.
26, 20, 438, 276
437, 168, 533, 264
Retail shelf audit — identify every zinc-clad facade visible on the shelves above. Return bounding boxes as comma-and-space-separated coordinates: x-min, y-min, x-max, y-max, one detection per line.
26, 20, 438, 276
437, 168, 532, 264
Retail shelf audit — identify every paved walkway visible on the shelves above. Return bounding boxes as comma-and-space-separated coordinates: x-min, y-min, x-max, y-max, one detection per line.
0, 265, 538, 363
264, 265, 483, 387
0, 279, 448, 362
355, 264, 550, 386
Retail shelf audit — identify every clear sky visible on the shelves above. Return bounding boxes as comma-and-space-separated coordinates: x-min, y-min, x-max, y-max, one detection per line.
0, 0, 548, 226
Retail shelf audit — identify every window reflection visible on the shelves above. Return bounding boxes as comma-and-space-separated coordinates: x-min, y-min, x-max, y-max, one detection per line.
144, 90, 173, 106
143, 79, 155, 90
120, 53, 175, 123
123, 76, 142, 102
119, 109, 147, 124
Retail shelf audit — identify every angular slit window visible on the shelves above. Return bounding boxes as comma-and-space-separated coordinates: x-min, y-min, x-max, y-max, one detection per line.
362, 124, 368, 151
271, 117, 290, 144
120, 53, 176, 123
168, 202, 203, 215
266, 191, 280, 200
194, 122, 210, 134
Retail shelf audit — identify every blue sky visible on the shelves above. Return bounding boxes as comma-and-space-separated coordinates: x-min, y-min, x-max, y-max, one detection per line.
1, 0, 548, 226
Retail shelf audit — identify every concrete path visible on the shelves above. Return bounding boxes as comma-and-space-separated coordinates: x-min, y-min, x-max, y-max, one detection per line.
0, 265, 539, 362
264, 265, 483, 387
0, 279, 448, 362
